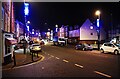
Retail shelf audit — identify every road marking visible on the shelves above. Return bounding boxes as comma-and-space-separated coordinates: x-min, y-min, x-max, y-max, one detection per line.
51, 55, 54, 57
75, 64, 83, 68
94, 71, 112, 78
2, 54, 45, 71
63, 59, 69, 63
55, 57, 60, 60
48, 57, 52, 59
42, 67, 44, 69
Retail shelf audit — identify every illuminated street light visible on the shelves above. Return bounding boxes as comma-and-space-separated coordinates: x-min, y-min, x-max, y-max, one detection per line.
55, 24, 58, 32
55, 24, 58, 28
95, 10, 101, 50
23, 2, 29, 54
95, 10, 101, 16
27, 21, 30, 24
48, 28, 50, 31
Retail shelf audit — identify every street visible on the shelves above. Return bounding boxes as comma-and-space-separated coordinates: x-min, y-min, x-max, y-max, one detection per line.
2, 43, 120, 78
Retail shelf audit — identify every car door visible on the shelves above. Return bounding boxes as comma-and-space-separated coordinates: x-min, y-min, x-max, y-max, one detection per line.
102, 43, 108, 52
107, 43, 115, 52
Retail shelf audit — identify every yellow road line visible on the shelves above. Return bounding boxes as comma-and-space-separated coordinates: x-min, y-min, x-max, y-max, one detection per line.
75, 64, 83, 68
2, 54, 45, 71
51, 55, 54, 57
55, 57, 60, 60
63, 59, 69, 63
94, 71, 112, 78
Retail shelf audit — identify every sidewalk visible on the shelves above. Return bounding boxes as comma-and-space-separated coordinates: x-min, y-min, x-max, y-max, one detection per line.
2, 48, 43, 70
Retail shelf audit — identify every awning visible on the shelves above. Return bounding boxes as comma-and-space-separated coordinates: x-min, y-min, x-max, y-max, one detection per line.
5, 38, 17, 45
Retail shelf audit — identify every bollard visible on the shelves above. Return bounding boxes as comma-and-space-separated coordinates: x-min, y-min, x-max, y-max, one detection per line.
13, 51, 16, 66
32, 51, 34, 61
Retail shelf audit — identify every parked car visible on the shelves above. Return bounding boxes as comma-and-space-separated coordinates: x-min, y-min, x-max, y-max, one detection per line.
75, 43, 93, 51
100, 42, 120, 55
30, 44, 42, 52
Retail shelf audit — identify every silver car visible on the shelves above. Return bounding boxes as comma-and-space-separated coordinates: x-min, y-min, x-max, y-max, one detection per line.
100, 42, 120, 55
30, 44, 42, 52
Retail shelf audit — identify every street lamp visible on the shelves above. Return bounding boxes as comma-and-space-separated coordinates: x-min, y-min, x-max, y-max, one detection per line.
55, 24, 58, 32
95, 10, 101, 50
24, 2, 29, 54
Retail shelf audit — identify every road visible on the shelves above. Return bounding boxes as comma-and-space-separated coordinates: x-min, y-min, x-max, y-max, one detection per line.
2, 43, 120, 78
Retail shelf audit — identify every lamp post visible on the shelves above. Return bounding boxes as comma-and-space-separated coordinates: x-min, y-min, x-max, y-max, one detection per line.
24, 2, 29, 54
95, 10, 101, 50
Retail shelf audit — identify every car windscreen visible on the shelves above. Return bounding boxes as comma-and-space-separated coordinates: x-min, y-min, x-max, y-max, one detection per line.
115, 44, 120, 47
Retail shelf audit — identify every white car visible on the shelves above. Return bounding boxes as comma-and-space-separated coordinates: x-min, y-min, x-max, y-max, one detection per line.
100, 42, 120, 55
30, 44, 42, 52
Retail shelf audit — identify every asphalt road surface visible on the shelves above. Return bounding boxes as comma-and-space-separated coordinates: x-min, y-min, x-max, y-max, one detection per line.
2, 43, 120, 78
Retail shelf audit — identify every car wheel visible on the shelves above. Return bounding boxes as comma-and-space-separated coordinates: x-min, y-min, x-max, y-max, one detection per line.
82, 48, 86, 51
114, 50, 119, 55
90, 49, 92, 51
100, 49, 104, 53
75, 47, 78, 50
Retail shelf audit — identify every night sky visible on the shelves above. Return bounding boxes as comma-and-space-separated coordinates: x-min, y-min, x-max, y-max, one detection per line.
14, 2, 119, 32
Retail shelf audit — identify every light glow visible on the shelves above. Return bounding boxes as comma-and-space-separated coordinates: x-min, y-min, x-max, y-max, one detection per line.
95, 10, 101, 16
24, 3, 29, 16
27, 25, 29, 31
97, 19, 99, 27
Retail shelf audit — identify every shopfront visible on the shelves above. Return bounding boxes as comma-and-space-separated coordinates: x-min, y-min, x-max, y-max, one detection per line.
3, 32, 17, 64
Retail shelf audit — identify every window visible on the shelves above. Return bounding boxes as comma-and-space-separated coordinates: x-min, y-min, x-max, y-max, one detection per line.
91, 33, 93, 35
104, 43, 108, 46
107, 44, 114, 47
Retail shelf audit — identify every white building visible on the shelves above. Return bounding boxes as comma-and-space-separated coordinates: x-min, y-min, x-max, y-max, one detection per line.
80, 19, 106, 44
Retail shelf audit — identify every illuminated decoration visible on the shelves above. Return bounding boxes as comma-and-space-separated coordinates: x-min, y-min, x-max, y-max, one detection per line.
24, 3, 29, 16
38, 33, 41, 36
56, 28, 58, 32
55, 24, 58, 32
27, 21, 30, 24
47, 32, 50, 37
27, 25, 29, 31
32, 32, 34, 34
51, 30, 53, 40
97, 19, 99, 27
36, 33, 38, 35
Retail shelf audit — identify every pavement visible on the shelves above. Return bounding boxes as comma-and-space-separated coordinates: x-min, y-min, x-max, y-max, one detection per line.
2, 48, 43, 70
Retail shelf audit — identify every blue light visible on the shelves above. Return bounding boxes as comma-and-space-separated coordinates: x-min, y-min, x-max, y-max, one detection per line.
56, 28, 58, 32
24, 3, 29, 16
27, 25, 29, 31
97, 19, 99, 27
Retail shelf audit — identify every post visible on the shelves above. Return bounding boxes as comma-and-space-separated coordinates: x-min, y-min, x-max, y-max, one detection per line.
95, 10, 101, 50
13, 51, 16, 66
32, 51, 34, 61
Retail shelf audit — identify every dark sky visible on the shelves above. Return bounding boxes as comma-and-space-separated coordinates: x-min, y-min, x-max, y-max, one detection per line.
14, 2, 119, 32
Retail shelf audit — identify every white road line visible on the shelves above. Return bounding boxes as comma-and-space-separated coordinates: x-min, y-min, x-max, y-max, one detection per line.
63, 59, 69, 63
94, 71, 112, 78
75, 64, 83, 68
42, 67, 44, 69
56, 57, 60, 60
51, 55, 54, 57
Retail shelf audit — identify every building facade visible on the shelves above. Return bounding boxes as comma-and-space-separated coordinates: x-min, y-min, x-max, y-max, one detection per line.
79, 19, 106, 44
1, 2, 17, 64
